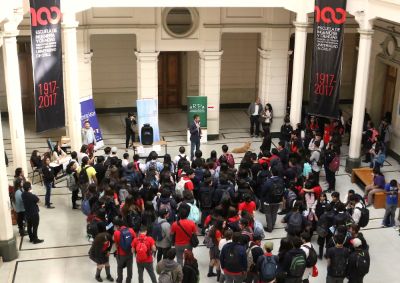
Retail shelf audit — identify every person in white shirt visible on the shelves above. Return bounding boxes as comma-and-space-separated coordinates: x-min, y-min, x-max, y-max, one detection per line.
349, 195, 364, 225
309, 140, 321, 183
81, 120, 97, 146
300, 232, 314, 282
308, 132, 324, 151
122, 153, 129, 168
174, 146, 187, 166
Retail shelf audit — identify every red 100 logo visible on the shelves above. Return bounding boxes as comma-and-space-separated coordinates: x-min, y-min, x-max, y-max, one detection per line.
30, 6, 61, 27
314, 5, 346, 25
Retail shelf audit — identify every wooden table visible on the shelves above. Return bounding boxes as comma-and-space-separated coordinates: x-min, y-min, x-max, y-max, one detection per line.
351, 167, 373, 189
132, 140, 168, 157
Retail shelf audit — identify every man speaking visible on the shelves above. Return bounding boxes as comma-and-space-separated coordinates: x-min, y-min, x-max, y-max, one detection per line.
189, 114, 201, 161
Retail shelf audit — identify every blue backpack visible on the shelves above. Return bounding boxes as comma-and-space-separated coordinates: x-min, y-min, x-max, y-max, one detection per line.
81, 198, 91, 216
187, 203, 200, 224
119, 228, 133, 252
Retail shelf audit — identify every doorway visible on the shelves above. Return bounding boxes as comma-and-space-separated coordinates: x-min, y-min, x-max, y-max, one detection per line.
381, 65, 397, 120
18, 40, 35, 113
158, 52, 181, 108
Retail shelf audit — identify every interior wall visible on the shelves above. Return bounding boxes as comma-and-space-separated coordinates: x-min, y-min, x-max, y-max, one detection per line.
220, 33, 259, 104
90, 34, 137, 108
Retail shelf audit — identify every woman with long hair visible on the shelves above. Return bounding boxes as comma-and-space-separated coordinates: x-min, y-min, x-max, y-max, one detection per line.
182, 249, 199, 283
89, 232, 114, 282
207, 219, 224, 279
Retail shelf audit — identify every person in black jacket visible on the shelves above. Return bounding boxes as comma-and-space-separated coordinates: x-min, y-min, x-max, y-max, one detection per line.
189, 114, 201, 161
245, 234, 264, 283
198, 177, 214, 234
347, 238, 370, 283
21, 182, 43, 244
261, 166, 285, 232
89, 232, 114, 282
42, 156, 55, 209
220, 232, 247, 282
125, 112, 136, 151
280, 116, 293, 146
282, 236, 306, 283
182, 249, 199, 283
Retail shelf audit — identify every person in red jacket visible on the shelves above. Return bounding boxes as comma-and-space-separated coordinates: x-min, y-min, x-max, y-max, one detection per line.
171, 203, 197, 265
113, 217, 136, 283
132, 226, 157, 283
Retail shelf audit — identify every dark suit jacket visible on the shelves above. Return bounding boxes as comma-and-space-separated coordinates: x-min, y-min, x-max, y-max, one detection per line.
189, 121, 201, 142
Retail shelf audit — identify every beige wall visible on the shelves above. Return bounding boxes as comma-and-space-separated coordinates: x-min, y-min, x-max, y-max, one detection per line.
0, 47, 5, 112
90, 34, 137, 108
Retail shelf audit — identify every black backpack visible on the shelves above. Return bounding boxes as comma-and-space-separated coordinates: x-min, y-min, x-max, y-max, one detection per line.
79, 166, 90, 185
287, 212, 303, 235
224, 244, 242, 272
289, 253, 306, 277
126, 210, 142, 232
331, 250, 348, 277
355, 250, 370, 276
177, 155, 187, 170
269, 179, 284, 203
356, 205, 370, 228
200, 187, 213, 209
304, 245, 318, 267
87, 219, 100, 239
151, 219, 165, 242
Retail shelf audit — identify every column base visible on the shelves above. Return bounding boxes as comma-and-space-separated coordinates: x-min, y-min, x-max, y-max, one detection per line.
0, 235, 18, 262
345, 157, 361, 173
207, 134, 219, 141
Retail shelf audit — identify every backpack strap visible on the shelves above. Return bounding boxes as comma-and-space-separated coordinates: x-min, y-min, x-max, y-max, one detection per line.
177, 220, 191, 238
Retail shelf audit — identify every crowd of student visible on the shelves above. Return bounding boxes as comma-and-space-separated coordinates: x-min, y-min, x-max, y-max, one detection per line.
12, 112, 399, 283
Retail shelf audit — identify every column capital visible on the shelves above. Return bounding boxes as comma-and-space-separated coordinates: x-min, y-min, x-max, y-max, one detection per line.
357, 29, 374, 38
1, 29, 19, 39
134, 51, 160, 62
258, 48, 272, 59
293, 21, 310, 31
199, 50, 223, 60
62, 21, 79, 29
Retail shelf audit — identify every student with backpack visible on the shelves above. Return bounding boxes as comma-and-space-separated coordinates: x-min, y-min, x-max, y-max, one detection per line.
261, 166, 285, 232
282, 236, 307, 283
113, 216, 136, 283
132, 226, 157, 283
78, 156, 98, 198
170, 204, 198, 265
156, 248, 183, 283
220, 232, 248, 283
282, 203, 309, 236
256, 241, 278, 283
347, 238, 370, 283
153, 208, 172, 262
66, 161, 80, 209
316, 204, 335, 259
89, 232, 114, 282
219, 144, 235, 169
245, 234, 264, 283
326, 234, 350, 283
182, 250, 200, 283
199, 177, 214, 233
300, 232, 317, 283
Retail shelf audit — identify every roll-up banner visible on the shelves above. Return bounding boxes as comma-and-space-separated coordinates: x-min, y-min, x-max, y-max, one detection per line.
137, 99, 160, 143
29, 0, 65, 132
80, 98, 104, 150
308, 0, 347, 119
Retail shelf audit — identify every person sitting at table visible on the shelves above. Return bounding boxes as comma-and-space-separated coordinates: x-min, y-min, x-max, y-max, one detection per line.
30, 150, 43, 169
52, 142, 67, 160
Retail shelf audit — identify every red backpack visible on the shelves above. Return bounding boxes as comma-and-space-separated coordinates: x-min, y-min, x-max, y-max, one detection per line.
329, 155, 340, 172
135, 236, 151, 262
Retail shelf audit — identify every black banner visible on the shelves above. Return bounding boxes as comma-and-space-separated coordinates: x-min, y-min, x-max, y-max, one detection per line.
30, 0, 65, 132
308, 0, 347, 119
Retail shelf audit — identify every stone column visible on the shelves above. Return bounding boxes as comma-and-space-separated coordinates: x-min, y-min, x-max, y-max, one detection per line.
0, 111, 18, 261
62, 16, 82, 152
289, 21, 309, 126
2, 30, 28, 174
345, 29, 374, 172
135, 51, 159, 100
199, 51, 223, 139
258, 48, 272, 105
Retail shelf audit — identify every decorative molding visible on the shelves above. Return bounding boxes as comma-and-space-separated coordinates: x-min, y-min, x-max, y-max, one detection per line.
162, 8, 199, 38
204, 23, 293, 29
198, 50, 223, 60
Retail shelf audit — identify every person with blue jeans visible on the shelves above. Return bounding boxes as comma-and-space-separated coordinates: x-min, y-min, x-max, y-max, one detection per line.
382, 179, 398, 227
42, 156, 55, 209
189, 114, 201, 161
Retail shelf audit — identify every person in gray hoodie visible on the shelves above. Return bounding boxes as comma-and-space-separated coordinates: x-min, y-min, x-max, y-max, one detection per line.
155, 208, 172, 262
156, 248, 183, 283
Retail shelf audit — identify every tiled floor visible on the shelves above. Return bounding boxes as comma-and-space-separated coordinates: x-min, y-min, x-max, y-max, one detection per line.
1, 109, 400, 283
